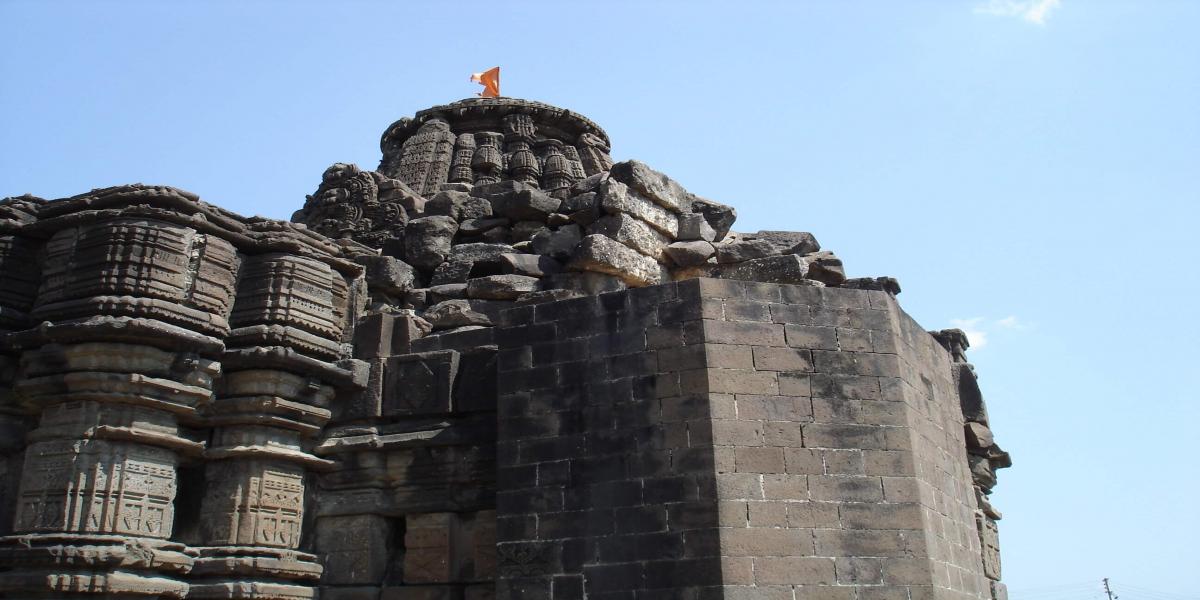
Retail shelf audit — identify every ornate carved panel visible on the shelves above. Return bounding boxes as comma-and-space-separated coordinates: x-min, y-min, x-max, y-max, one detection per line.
291, 163, 416, 249
32, 218, 239, 335
230, 254, 349, 342
199, 460, 305, 549
13, 439, 177, 538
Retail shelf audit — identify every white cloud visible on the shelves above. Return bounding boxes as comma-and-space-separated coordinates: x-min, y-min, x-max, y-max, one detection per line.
948, 315, 1031, 351
996, 315, 1021, 329
975, 0, 1061, 25
950, 317, 989, 349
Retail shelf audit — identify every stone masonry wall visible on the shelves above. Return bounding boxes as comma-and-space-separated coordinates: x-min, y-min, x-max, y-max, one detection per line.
892, 307, 991, 600
694, 278, 989, 600
494, 278, 994, 600
494, 281, 724, 599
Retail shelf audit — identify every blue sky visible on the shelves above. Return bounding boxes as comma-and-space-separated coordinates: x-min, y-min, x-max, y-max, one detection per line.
2, 1, 1197, 598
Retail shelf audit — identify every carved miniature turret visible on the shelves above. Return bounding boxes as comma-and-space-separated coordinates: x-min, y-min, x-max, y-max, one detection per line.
377, 98, 613, 194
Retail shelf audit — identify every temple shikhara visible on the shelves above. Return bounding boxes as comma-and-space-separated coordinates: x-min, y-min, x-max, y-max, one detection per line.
0, 98, 1010, 600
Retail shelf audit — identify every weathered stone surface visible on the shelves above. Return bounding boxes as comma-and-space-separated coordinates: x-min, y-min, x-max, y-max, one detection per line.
562, 191, 600, 226
500, 253, 563, 277
609, 160, 691, 213
439, 182, 473, 193
529, 224, 582, 262
677, 213, 717, 242
691, 195, 737, 241
355, 255, 416, 295
671, 262, 719, 281
965, 422, 995, 452
460, 196, 494, 220
424, 299, 493, 328
715, 238, 779, 264
480, 225, 511, 244
543, 271, 628, 295
570, 173, 605, 195
803, 250, 847, 286
429, 243, 516, 286
843, 276, 902, 295
510, 220, 548, 243
450, 243, 516, 267
404, 216, 459, 270
429, 283, 468, 303
597, 178, 679, 238
425, 190, 472, 220
430, 260, 473, 286
567, 234, 665, 287
588, 214, 669, 260
459, 217, 508, 236
664, 240, 716, 267
745, 230, 821, 255
719, 254, 812, 284
466, 275, 540, 300
470, 180, 532, 200
493, 188, 561, 221
514, 289, 585, 305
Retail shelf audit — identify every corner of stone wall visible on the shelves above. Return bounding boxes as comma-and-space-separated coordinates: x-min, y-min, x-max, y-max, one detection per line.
687, 278, 996, 600
493, 280, 733, 598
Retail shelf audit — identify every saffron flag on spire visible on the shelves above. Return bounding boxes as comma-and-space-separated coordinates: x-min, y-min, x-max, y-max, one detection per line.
470, 67, 501, 98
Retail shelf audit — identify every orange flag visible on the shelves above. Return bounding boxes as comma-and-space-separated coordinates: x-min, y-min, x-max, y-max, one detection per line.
470, 67, 501, 98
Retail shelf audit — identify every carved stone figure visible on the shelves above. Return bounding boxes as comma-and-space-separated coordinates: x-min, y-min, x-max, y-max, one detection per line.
577, 131, 614, 174
292, 163, 416, 249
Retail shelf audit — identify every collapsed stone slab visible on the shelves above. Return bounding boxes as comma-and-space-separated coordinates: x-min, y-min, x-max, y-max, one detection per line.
567, 234, 666, 287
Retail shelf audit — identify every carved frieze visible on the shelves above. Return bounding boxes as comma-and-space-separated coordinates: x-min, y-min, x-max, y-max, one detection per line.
32, 218, 240, 336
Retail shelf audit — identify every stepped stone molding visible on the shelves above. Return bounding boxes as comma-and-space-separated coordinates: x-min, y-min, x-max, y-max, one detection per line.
1, 99, 1009, 600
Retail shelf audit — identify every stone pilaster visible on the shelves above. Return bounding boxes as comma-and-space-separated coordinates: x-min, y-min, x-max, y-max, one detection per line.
0, 210, 238, 599
187, 253, 361, 600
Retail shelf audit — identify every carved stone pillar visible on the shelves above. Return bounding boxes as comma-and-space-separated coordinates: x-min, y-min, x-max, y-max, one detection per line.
0, 214, 238, 599
0, 198, 42, 538
187, 253, 358, 600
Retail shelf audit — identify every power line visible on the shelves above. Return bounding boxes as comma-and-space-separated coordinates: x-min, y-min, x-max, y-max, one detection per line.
1115, 584, 1199, 600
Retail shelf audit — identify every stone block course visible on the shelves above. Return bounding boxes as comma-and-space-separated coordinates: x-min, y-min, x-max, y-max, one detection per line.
443, 278, 1001, 598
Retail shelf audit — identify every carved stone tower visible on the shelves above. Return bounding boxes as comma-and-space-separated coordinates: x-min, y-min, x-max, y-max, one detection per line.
0, 98, 1010, 600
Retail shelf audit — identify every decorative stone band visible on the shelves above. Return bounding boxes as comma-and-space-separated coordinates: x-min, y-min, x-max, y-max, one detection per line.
378, 98, 614, 195
14, 371, 213, 416
0, 534, 196, 599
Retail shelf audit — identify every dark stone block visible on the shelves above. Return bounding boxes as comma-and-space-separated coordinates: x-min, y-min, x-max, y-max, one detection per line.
642, 558, 724, 588
552, 575, 585, 600
455, 349, 498, 413
383, 350, 460, 416
643, 477, 698, 504
583, 563, 644, 594
614, 505, 667, 534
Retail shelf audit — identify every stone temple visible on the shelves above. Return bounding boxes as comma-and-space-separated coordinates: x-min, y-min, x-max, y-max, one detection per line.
0, 97, 1010, 600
